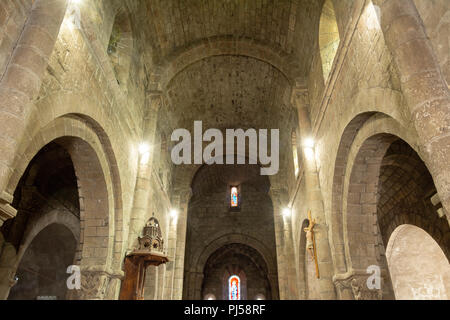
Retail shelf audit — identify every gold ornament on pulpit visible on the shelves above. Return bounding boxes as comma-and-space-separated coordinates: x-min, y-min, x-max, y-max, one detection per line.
304, 210, 319, 279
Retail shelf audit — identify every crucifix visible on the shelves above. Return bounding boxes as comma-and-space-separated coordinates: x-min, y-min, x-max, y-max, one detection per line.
304, 210, 319, 279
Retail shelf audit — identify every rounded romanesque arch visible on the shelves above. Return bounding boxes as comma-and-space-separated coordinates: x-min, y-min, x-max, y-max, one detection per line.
386, 224, 450, 300
329, 112, 447, 299
331, 112, 449, 300
196, 240, 276, 301
16, 208, 80, 265
330, 113, 418, 276
7, 223, 77, 300
161, 38, 299, 88
2, 115, 124, 300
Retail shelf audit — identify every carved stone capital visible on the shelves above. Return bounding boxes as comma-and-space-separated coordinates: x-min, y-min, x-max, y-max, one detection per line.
290, 85, 310, 108
0, 192, 17, 227
69, 266, 123, 300
333, 270, 383, 300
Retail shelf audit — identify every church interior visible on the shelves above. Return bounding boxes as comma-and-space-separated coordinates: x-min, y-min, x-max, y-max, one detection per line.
0, 0, 449, 300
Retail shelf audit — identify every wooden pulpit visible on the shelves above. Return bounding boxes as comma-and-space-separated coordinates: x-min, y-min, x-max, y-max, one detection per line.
119, 217, 168, 300
119, 250, 168, 300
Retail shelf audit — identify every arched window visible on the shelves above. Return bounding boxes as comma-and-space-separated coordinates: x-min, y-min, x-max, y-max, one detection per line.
228, 275, 241, 300
230, 186, 239, 208
107, 7, 133, 90
319, 0, 340, 83
292, 131, 300, 178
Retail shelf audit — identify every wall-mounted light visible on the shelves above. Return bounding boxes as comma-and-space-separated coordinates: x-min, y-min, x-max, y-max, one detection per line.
366, 3, 381, 31
303, 137, 315, 149
170, 209, 178, 222
303, 137, 316, 161
139, 143, 151, 165
283, 207, 292, 218
139, 143, 150, 155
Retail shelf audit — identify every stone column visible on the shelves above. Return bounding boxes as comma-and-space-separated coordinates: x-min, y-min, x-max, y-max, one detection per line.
156, 264, 166, 300
144, 265, 158, 300
162, 199, 179, 300
126, 93, 162, 252
373, 0, 450, 222
269, 187, 298, 299
292, 87, 336, 299
171, 190, 191, 300
162, 189, 191, 300
0, 233, 17, 300
0, 0, 69, 198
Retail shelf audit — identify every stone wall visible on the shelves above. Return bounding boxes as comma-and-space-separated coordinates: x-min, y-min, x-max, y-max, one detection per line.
0, 0, 448, 301
182, 164, 278, 300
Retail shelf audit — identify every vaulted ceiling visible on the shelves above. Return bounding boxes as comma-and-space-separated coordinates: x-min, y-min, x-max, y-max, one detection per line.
143, 0, 325, 75
126, 0, 329, 149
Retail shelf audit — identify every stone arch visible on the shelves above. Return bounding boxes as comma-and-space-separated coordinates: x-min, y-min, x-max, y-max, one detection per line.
184, 233, 278, 300
332, 113, 449, 299
4, 115, 123, 299
6, 115, 122, 231
330, 113, 419, 275
171, 139, 281, 195
200, 241, 273, 300
194, 234, 276, 277
161, 38, 298, 88
7, 223, 77, 300
319, 0, 340, 83
16, 208, 80, 266
386, 224, 450, 299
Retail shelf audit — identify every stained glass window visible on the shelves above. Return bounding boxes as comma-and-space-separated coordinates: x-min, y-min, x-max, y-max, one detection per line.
228, 275, 240, 300
231, 187, 239, 208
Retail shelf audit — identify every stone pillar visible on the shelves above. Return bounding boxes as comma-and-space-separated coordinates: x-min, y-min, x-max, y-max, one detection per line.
156, 264, 166, 300
144, 265, 158, 300
269, 187, 298, 299
268, 273, 280, 300
0, 233, 17, 300
292, 87, 336, 299
373, 0, 450, 222
162, 200, 179, 300
171, 190, 191, 300
0, 0, 69, 197
126, 93, 162, 252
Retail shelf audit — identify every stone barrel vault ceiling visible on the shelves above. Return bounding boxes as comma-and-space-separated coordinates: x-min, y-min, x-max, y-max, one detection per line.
165, 55, 291, 130
143, 0, 324, 75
